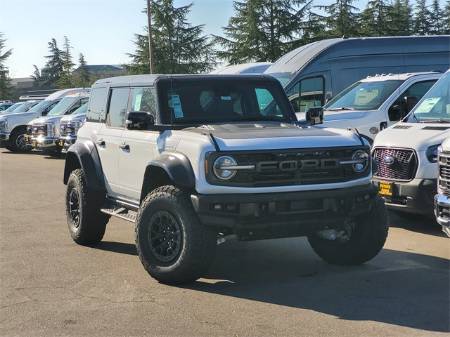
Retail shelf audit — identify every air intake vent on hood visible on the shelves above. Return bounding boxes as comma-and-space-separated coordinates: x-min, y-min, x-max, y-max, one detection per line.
393, 125, 412, 129
422, 126, 450, 131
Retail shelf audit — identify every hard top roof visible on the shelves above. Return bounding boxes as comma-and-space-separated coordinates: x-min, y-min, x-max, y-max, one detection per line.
210, 62, 272, 75
93, 74, 279, 87
46, 88, 90, 101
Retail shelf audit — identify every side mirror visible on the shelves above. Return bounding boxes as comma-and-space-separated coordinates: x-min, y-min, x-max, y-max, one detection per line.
389, 104, 402, 121
405, 96, 418, 113
306, 107, 323, 125
126, 111, 155, 130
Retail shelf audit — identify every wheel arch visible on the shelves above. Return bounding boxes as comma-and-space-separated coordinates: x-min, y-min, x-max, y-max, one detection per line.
63, 141, 106, 194
140, 152, 196, 202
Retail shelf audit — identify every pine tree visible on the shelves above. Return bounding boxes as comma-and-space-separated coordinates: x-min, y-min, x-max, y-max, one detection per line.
318, 0, 360, 37
58, 36, 75, 88
414, 0, 431, 35
444, 0, 450, 33
301, 7, 327, 44
0, 33, 12, 99
360, 0, 392, 36
387, 0, 413, 35
41, 38, 64, 87
31, 65, 44, 88
76, 53, 90, 87
429, 0, 443, 34
127, 0, 215, 74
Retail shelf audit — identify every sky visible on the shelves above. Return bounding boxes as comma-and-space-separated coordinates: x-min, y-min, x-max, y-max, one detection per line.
1, 0, 410, 79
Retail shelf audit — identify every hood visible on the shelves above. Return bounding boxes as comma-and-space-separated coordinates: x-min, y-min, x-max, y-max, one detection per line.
29, 115, 62, 125
374, 122, 450, 151
185, 122, 365, 151
61, 113, 86, 123
323, 110, 371, 122
2, 111, 39, 120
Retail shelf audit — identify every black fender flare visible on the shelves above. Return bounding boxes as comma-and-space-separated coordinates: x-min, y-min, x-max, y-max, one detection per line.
63, 140, 106, 194
141, 152, 195, 200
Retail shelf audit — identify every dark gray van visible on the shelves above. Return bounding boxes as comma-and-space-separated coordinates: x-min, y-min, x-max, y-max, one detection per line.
265, 36, 450, 113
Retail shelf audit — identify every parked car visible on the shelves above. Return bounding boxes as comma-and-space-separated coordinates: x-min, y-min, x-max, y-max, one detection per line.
210, 62, 272, 75
373, 69, 450, 218
58, 103, 88, 151
27, 91, 89, 154
0, 102, 14, 111
265, 36, 450, 113
320, 72, 441, 140
63, 74, 388, 285
1, 102, 25, 114
0, 88, 86, 152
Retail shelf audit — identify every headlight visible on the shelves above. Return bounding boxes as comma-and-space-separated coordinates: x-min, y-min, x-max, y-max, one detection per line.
426, 144, 440, 163
352, 150, 369, 173
213, 156, 238, 180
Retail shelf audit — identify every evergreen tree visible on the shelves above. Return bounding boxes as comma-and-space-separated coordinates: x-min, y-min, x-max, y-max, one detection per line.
58, 36, 75, 88
127, 0, 215, 74
429, 0, 443, 34
0, 33, 12, 99
414, 0, 431, 35
31, 65, 44, 88
318, 0, 360, 37
76, 53, 90, 87
41, 38, 64, 87
301, 7, 327, 44
360, 0, 392, 36
444, 0, 450, 33
387, 0, 413, 35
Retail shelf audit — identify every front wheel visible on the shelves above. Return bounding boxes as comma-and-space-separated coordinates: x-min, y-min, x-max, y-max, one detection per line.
135, 185, 217, 284
308, 196, 388, 265
6, 128, 30, 152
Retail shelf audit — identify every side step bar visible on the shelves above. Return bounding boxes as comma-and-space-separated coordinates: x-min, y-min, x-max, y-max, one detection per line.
100, 197, 139, 223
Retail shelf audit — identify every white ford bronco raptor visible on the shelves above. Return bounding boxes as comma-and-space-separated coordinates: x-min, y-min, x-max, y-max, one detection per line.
63, 74, 388, 284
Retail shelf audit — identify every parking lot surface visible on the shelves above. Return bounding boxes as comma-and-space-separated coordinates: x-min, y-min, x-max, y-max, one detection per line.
0, 150, 449, 337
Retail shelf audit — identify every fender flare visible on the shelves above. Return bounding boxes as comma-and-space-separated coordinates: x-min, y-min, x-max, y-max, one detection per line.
63, 140, 106, 194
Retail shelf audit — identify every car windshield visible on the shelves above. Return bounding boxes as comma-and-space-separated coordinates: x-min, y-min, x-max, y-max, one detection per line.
10, 101, 38, 113
408, 72, 450, 123
159, 79, 293, 124
2, 102, 24, 114
71, 103, 88, 116
47, 97, 77, 116
27, 100, 56, 113
325, 80, 404, 111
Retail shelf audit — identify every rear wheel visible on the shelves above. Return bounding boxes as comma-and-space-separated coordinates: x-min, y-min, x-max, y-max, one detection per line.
308, 196, 388, 265
136, 185, 217, 284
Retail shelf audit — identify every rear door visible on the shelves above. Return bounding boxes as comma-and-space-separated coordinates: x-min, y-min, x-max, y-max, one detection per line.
96, 87, 130, 197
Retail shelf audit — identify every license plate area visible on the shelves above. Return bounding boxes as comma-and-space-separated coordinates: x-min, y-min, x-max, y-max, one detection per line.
378, 181, 394, 197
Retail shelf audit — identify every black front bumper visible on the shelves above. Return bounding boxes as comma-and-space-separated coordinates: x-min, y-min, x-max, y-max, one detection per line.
372, 178, 436, 215
191, 184, 377, 240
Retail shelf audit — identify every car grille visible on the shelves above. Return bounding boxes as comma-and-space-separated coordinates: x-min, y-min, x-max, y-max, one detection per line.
438, 152, 450, 196
31, 124, 47, 137
207, 147, 370, 187
60, 122, 75, 137
373, 147, 417, 181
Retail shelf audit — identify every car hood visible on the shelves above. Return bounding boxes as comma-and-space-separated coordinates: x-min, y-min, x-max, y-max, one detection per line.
323, 110, 371, 122
29, 115, 62, 125
61, 113, 86, 123
373, 122, 450, 151
1, 111, 39, 120
185, 122, 365, 151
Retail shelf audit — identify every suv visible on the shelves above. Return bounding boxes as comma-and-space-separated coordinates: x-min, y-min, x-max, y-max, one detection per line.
321, 72, 441, 141
374, 70, 450, 218
63, 75, 388, 284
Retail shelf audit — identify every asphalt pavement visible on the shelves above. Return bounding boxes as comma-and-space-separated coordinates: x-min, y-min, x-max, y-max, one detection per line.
0, 150, 449, 337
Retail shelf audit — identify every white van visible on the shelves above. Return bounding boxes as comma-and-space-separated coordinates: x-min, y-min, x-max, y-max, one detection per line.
373, 69, 450, 218
321, 72, 441, 141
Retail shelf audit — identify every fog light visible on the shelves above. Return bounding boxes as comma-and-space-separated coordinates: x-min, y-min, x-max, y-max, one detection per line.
213, 203, 223, 211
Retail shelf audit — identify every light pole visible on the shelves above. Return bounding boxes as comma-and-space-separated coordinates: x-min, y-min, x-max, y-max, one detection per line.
147, 0, 154, 74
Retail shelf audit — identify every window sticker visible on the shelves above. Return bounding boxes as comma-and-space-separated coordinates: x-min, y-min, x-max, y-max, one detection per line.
221, 96, 232, 101
415, 97, 441, 113
169, 94, 184, 118
134, 93, 143, 111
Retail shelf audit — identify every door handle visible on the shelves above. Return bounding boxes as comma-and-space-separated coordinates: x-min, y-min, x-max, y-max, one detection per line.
119, 143, 130, 151
96, 139, 105, 147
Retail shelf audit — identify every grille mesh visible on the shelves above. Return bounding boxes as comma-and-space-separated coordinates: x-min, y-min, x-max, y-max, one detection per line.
373, 147, 417, 181
439, 153, 450, 196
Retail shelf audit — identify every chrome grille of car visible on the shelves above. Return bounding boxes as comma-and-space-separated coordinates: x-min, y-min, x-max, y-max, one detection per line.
438, 152, 450, 196
31, 124, 47, 136
59, 121, 74, 137
373, 147, 417, 181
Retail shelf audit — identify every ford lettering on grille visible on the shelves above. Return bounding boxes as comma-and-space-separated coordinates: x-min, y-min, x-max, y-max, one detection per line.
256, 159, 339, 172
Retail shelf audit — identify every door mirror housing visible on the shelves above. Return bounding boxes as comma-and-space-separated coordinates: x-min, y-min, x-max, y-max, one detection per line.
305, 107, 323, 125
405, 96, 418, 113
388, 104, 402, 121
126, 111, 155, 130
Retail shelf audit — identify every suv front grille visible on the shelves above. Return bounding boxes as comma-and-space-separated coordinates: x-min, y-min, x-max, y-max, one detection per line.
438, 152, 450, 196
59, 122, 74, 137
373, 147, 417, 181
31, 124, 47, 137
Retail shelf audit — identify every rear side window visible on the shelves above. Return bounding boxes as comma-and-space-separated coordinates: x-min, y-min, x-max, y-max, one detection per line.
87, 87, 108, 122
107, 88, 130, 128
130, 87, 157, 115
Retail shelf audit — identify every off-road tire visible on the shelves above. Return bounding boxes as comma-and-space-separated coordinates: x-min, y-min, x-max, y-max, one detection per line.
6, 127, 29, 152
66, 169, 109, 245
136, 185, 217, 284
308, 196, 388, 265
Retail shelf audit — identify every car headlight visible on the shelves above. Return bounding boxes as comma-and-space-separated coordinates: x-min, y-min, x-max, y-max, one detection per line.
352, 150, 369, 173
426, 144, 440, 163
213, 156, 238, 180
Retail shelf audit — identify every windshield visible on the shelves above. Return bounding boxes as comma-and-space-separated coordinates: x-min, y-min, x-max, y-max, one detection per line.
10, 101, 38, 113
325, 80, 404, 111
27, 100, 56, 113
71, 103, 88, 116
409, 73, 450, 123
2, 102, 24, 113
159, 79, 293, 124
47, 97, 77, 116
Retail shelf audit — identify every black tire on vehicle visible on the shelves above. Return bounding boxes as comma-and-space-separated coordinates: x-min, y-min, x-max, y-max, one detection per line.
308, 196, 388, 265
65, 169, 109, 245
7, 127, 29, 152
136, 185, 217, 285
